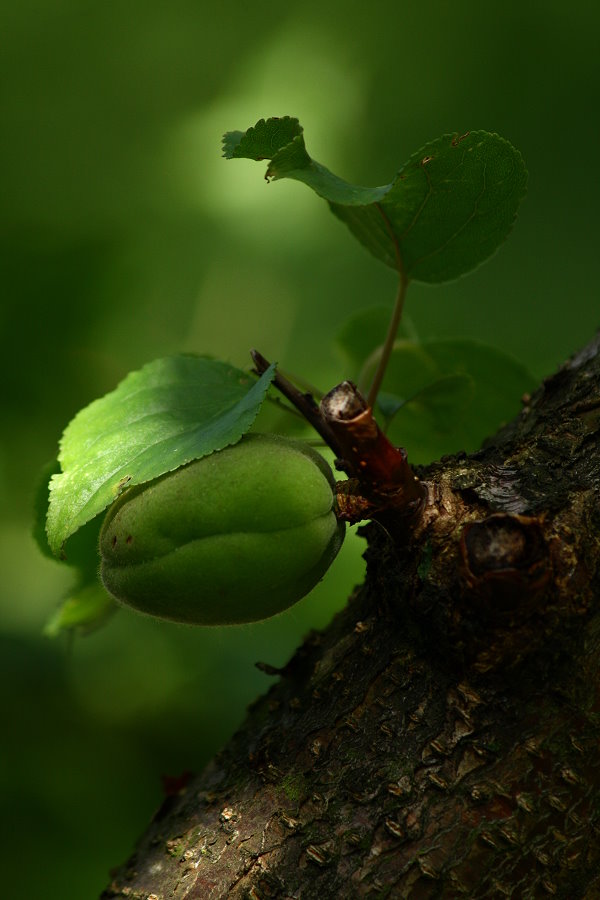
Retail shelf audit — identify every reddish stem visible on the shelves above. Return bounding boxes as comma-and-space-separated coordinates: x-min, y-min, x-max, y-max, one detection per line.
320, 381, 426, 508
251, 351, 426, 520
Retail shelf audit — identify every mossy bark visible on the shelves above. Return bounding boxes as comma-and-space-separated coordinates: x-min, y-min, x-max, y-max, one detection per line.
102, 335, 600, 899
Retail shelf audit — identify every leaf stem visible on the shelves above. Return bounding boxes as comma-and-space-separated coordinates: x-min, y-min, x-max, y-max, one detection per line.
367, 273, 408, 409
250, 350, 344, 457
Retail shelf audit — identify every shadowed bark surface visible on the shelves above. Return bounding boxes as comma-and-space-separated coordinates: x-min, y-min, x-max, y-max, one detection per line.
102, 335, 600, 899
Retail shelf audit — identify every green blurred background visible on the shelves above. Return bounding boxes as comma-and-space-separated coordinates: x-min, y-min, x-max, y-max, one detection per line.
2, 1, 598, 896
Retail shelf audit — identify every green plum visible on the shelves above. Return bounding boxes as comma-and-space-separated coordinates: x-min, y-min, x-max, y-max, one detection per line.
99, 434, 345, 624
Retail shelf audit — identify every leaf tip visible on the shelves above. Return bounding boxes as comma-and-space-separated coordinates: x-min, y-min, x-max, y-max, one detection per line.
222, 129, 244, 159
221, 116, 304, 164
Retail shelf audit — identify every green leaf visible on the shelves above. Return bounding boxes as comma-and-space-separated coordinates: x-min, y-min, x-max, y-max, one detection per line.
336, 306, 414, 372
376, 375, 474, 429
46, 355, 276, 555
360, 339, 535, 463
375, 391, 408, 421
36, 459, 117, 637
224, 117, 527, 283
33, 458, 61, 560
44, 582, 117, 638
403, 374, 476, 435
35, 457, 105, 574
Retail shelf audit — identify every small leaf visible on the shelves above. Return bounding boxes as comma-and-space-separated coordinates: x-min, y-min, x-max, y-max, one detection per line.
336, 306, 413, 372
360, 340, 439, 400
225, 117, 527, 284
386, 374, 476, 463
47, 355, 276, 555
44, 582, 117, 638
376, 391, 407, 420
404, 374, 475, 435
223, 116, 305, 164
224, 116, 387, 205
377, 375, 474, 432
360, 339, 534, 462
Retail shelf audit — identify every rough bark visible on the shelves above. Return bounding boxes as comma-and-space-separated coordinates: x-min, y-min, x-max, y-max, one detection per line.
102, 335, 600, 899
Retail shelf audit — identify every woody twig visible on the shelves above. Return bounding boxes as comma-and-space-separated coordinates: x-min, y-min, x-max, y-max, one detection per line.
251, 352, 426, 524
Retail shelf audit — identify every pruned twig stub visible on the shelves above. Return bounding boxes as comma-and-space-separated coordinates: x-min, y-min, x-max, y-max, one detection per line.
251, 352, 426, 522
320, 381, 426, 513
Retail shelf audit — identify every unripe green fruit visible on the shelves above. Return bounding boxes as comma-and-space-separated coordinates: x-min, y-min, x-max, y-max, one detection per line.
99, 434, 345, 625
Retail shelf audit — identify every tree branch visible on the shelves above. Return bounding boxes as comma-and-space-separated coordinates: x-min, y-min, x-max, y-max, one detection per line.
103, 334, 600, 900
